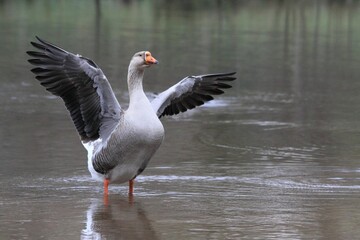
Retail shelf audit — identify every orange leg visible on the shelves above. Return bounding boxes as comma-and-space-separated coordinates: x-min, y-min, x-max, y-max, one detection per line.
129, 179, 134, 195
104, 178, 110, 195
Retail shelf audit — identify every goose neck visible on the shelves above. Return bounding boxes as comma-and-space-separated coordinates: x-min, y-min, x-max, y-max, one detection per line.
127, 66, 147, 108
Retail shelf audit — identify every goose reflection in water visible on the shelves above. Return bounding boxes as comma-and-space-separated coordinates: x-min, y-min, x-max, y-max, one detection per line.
81, 197, 158, 240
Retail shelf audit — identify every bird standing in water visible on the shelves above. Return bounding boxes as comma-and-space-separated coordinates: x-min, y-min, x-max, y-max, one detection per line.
27, 37, 236, 195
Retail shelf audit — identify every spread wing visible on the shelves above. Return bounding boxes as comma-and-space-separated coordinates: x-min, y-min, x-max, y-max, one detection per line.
27, 36, 122, 142
151, 72, 236, 117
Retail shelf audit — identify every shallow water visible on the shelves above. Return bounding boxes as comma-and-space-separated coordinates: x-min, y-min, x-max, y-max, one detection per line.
1, 0, 360, 239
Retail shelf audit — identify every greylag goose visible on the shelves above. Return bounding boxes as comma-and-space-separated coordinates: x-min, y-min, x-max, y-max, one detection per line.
27, 37, 236, 195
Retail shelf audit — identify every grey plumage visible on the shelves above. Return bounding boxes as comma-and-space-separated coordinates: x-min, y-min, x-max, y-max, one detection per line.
27, 37, 236, 187
27, 36, 121, 143
151, 73, 236, 117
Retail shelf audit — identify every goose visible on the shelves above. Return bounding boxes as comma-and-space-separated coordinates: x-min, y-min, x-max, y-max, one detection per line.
27, 36, 236, 195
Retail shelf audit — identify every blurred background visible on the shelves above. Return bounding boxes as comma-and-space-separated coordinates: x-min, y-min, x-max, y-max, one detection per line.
1, 0, 360, 239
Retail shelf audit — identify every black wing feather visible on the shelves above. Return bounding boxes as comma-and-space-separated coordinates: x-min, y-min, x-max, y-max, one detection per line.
152, 72, 236, 118
27, 36, 121, 142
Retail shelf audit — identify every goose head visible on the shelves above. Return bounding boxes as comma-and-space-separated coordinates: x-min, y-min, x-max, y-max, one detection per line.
130, 51, 158, 69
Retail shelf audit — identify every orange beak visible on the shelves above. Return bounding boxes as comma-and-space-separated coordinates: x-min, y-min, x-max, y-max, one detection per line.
145, 52, 159, 65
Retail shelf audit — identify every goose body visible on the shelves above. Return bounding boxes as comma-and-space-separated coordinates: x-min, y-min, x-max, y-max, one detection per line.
27, 37, 236, 195
85, 92, 165, 184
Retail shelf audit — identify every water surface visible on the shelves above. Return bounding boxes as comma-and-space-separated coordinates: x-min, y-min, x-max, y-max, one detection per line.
1, 1, 360, 239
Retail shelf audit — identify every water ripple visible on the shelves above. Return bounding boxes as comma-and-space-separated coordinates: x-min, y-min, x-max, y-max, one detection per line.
13, 172, 360, 195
